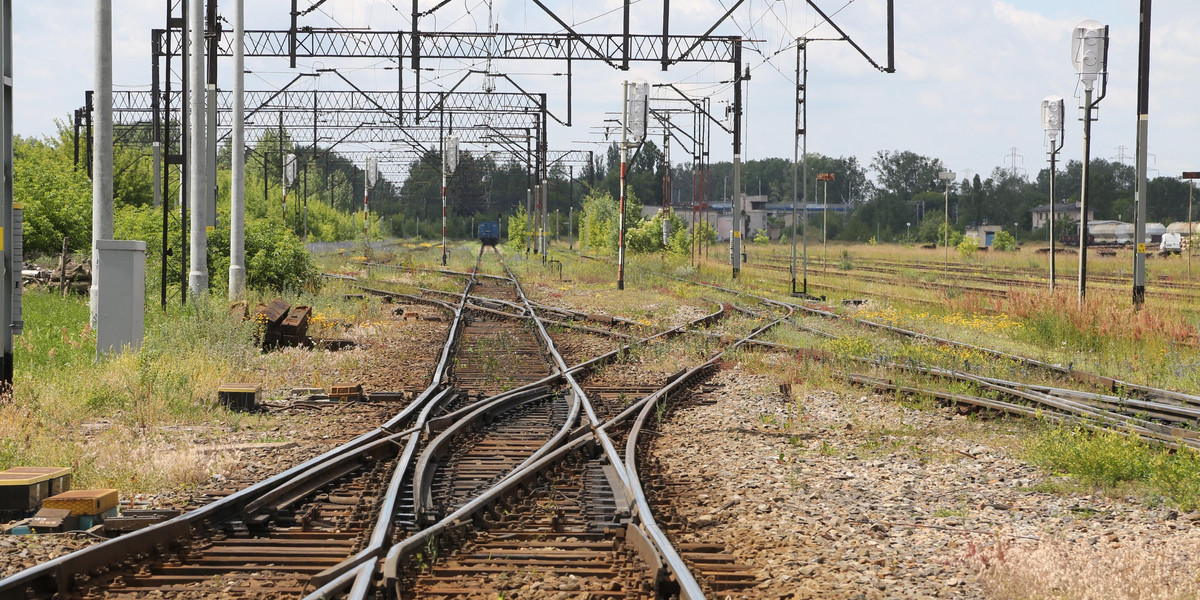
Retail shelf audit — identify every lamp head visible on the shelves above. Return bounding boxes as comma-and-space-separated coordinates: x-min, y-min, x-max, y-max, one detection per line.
1071, 20, 1108, 91
1042, 95, 1065, 141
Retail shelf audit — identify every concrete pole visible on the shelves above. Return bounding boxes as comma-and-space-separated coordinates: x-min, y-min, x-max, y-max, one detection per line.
1132, 0, 1152, 307
90, 0, 114, 325
618, 81, 628, 290
205, 0, 217, 228
542, 177, 549, 258
228, 0, 245, 298
187, 0, 208, 295
790, 42, 801, 295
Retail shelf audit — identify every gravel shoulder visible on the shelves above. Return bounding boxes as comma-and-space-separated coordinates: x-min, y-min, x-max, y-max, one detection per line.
651, 365, 1200, 599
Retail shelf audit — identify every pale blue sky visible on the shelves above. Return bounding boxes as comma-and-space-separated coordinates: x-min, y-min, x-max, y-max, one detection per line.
12, 1, 1198, 183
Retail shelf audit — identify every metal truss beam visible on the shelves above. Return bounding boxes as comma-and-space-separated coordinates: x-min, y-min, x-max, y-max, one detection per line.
156, 29, 736, 64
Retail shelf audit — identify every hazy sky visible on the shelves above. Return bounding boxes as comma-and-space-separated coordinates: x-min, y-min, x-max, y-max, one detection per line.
12, 1, 1199, 184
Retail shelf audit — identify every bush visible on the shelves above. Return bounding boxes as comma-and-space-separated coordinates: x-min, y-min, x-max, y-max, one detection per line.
957, 237, 978, 258
991, 230, 1017, 251
753, 228, 770, 244
244, 220, 319, 292
505, 204, 530, 252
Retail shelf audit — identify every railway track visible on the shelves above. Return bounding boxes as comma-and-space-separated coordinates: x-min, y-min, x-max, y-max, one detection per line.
2, 247, 790, 600
750, 253, 1200, 306
683, 277, 1200, 450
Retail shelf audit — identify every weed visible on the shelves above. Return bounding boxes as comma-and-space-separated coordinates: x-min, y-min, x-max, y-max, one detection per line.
1025, 424, 1200, 509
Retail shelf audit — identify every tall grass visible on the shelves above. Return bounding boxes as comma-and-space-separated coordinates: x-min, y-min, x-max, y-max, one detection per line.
2, 289, 266, 492
997, 289, 1194, 351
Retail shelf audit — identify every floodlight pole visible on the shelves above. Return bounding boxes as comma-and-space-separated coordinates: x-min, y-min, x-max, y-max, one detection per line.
1073, 21, 1109, 307
1132, 0, 1152, 307
618, 80, 628, 290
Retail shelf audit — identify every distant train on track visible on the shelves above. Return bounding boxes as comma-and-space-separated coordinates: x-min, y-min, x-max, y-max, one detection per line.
477, 221, 500, 246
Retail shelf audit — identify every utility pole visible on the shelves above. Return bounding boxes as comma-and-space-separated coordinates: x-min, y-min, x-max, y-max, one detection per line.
792, 40, 806, 295
730, 42, 743, 280
1132, 0, 1152, 307
1185, 172, 1199, 282
819, 173, 835, 273
229, 0, 246, 298
91, 0, 115, 323
187, 0, 208, 296
938, 171, 956, 269
205, 0, 218, 228
2, 0, 16, 385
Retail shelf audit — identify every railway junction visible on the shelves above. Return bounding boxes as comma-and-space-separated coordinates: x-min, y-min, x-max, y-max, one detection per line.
2, 1, 1200, 599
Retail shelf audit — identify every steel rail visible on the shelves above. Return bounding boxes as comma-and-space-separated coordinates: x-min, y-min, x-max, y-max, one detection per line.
846, 373, 1192, 451
291, 248, 495, 595
620, 306, 792, 600
364, 299, 728, 600
754, 336, 1200, 448
412, 386, 574, 525
312, 254, 725, 598
647, 261, 1200, 409
715, 305, 1200, 443
0, 255, 483, 600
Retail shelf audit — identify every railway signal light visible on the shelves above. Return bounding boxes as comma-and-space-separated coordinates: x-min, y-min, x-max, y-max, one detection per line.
1072, 19, 1109, 306
1042, 95, 1066, 293
443, 135, 460, 174
625, 80, 649, 146
1072, 20, 1109, 92
284, 153, 297, 188
365, 157, 379, 190
1041, 96, 1064, 141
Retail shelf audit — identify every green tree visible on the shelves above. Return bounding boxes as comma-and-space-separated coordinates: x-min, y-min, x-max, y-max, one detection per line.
16, 134, 92, 254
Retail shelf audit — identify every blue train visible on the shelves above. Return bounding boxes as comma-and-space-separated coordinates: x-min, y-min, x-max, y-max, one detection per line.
477, 221, 500, 246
